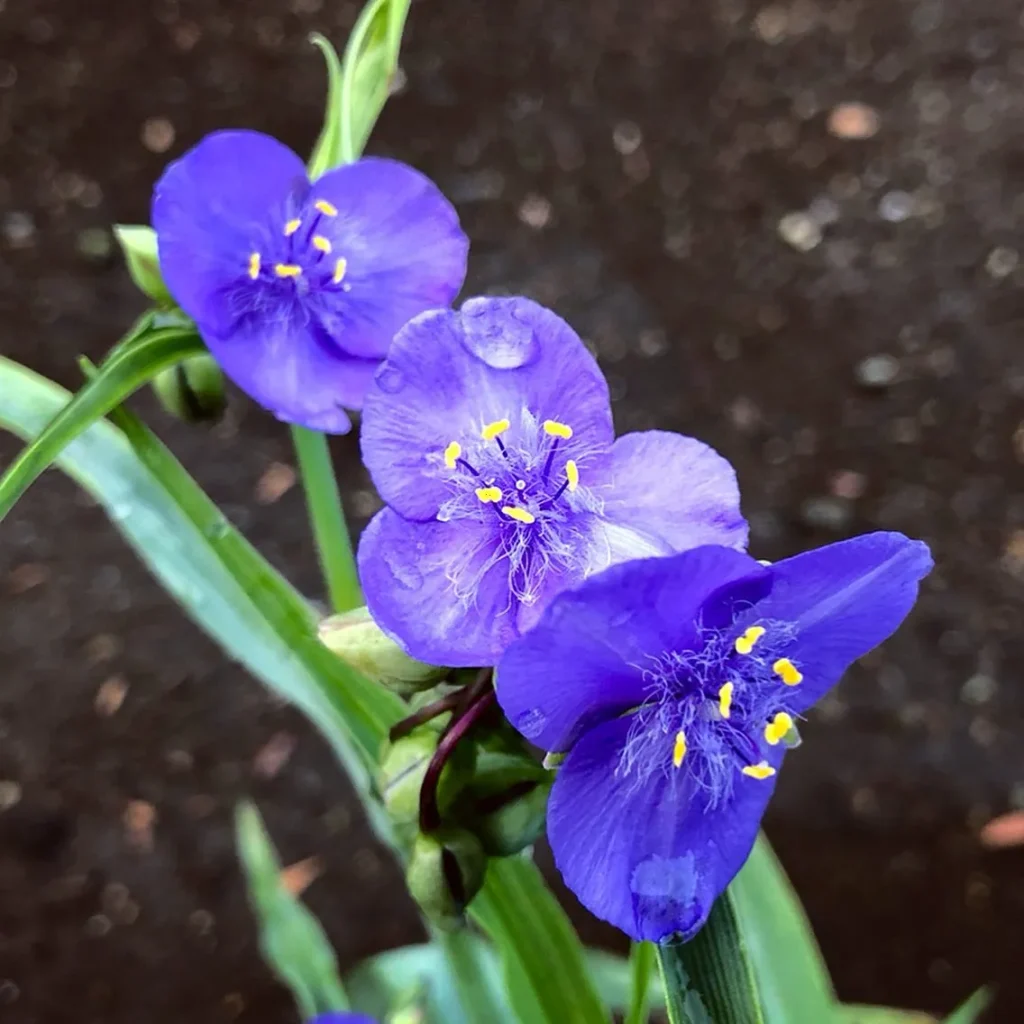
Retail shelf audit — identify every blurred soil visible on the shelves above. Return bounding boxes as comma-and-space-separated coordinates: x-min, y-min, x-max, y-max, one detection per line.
1, 0, 1024, 1020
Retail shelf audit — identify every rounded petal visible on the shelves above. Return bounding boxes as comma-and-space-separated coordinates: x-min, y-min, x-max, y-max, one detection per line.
358, 508, 518, 667
548, 716, 781, 942
204, 316, 381, 432
152, 130, 307, 333
308, 158, 468, 360
754, 531, 933, 712
496, 546, 765, 752
587, 431, 748, 560
361, 297, 613, 521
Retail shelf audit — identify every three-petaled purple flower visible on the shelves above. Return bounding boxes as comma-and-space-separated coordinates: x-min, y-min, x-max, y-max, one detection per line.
357, 296, 748, 667
152, 130, 468, 433
496, 532, 932, 942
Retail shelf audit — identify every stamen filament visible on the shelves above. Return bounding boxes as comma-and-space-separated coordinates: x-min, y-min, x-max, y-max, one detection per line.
541, 438, 560, 480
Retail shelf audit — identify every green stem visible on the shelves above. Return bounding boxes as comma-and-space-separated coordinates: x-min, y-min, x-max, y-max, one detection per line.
626, 941, 656, 1024
290, 425, 362, 612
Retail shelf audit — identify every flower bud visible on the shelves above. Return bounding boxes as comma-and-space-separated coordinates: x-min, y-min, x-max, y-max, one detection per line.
113, 224, 173, 305
152, 353, 226, 423
378, 729, 472, 843
318, 606, 447, 695
456, 739, 551, 856
405, 828, 486, 931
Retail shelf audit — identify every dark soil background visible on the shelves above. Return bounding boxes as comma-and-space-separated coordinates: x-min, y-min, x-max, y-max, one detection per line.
2, 0, 1024, 1021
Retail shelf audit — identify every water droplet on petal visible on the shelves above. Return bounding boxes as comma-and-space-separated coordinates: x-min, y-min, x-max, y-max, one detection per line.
515, 707, 546, 738
460, 298, 539, 369
375, 365, 405, 394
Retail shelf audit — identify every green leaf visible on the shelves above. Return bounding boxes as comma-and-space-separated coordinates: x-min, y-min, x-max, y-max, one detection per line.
112, 224, 173, 304
471, 854, 609, 1024
0, 356, 404, 792
0, 327, 203, 523
236, 802, 349, 1018
307, 0, 411, 175
657, 892, 765, 1024
626, 942, 656, 1024
944, 988, 992, 1024
729, 834, 836, 1022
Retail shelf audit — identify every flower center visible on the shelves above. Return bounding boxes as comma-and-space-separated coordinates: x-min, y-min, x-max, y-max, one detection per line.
622, 621, 805, 806
439, 416, 581, 527
245, 198, 349, 294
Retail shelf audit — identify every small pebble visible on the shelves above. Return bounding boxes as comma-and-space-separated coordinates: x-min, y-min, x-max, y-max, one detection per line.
0, 781, 22, 811
879, 190, 914, 223
985, 246, 1018, 278
75, 227, 113, 261
777, 211, 822, 251
827, 102, 881, 139
800, 496, 853, 532
518, 193, 552, 230
961, 674, 997, 706
855, 353, 900, 389
141, 117, 175, 153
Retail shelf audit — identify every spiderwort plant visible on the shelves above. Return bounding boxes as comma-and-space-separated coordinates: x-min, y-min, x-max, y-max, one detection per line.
495, 532, 932, 942
357, 295, 748, 666
152, 130, 468, 432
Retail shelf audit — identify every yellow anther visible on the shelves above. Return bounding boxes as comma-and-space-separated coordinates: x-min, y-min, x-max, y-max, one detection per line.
315, 199, 338, 217
313, 235, 332, 254
274, 263, 303, 278
764, 712, 795, 746
565, 460, 580, 492
741, 761, 776, 780
718, 682, 734, 719
284, 218, 302, 236
772, 658, 803, 686
443, 441, 462, 469
248, 252, 261, 280
501, 506, 536, 524
482, 418, 511, 441
543, 420, 574, 439
475, 486, 502, 503
672, 730, 688, 768
734, 625, 766, 655
333, 257, 348, 284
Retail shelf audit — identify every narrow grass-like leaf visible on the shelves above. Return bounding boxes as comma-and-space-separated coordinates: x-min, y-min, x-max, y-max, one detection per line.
837, 1008, 935, 1022
730, 834, 836, 1022
0, 327, 203, 522
657, 892, 764, 1024
626, 942, 656, 1024
943, 988, 992, 1024
236, 802, 349, 1018
472, 855, 609, 1024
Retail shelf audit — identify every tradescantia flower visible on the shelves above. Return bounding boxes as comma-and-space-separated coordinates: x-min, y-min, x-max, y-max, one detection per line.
307, 1015, 376, 1024
357, 295, 747, 666
495, 532, 932, 942
152, 130, 468, 433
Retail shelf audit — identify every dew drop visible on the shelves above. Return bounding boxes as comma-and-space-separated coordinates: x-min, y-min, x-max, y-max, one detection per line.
375, 365, 405, 394
460, 298, 539, 369
515, 707, 546, 738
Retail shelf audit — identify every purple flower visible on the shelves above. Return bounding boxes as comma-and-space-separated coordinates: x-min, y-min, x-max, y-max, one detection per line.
307, 1015, 375, 1024
357, 296, 747, 667
495, 533, 933, 942
152, 130, 468, 433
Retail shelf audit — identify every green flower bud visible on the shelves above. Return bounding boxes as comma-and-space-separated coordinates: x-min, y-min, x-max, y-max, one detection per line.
378, 730, 473, 843
455, 736, 551, 857
405, 828, 486, 931
152, 354, 226, 423
113, 224, 173, 305
318, 606, 447, 695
